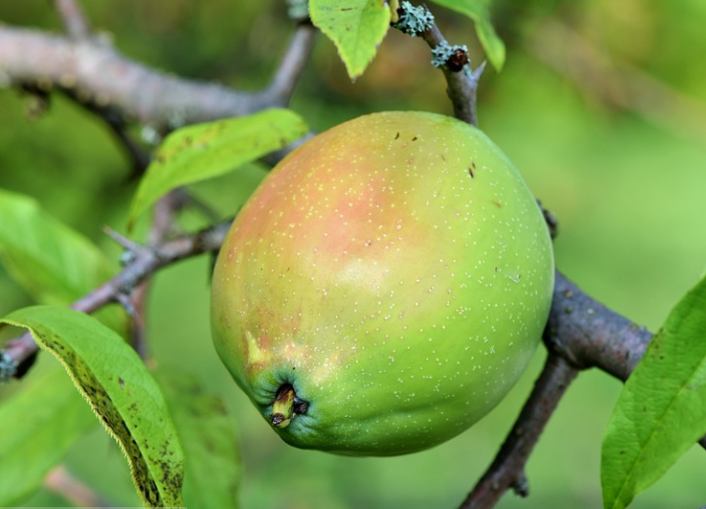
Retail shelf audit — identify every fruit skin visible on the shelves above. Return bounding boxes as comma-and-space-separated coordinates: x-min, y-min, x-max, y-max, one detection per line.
211, 111, 554, 456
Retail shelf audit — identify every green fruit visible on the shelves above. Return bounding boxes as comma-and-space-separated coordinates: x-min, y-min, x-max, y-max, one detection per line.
211, 111, 554, 456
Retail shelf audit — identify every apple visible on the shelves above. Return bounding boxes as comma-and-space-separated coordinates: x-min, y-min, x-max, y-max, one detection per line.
211, 111, 554, 456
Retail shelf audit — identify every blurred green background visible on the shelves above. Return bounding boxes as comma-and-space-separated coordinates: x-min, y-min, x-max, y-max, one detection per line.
1, 0, 705, 508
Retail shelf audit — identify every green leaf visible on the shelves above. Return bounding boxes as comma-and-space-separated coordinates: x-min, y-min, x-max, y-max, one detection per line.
1, 306, 185, 508
0, 188, 115, 306
310, 0, 391, 79
429, 0, 506, 71
0, 366, 97, 506
601, 274, 706, 509
128, 108, 308, 227
156, 368, 242, 509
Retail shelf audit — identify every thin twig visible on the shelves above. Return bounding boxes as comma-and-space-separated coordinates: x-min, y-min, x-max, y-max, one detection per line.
128, 191, 182, 360
51, 0, 91, 40
392, 6, 483, 126
459, 354, 579, 509
265, 21, 318, 105
171, 188, 222, 224
421, 21, 484, 126
44, 465, 111, 507
2, 220, 231, 374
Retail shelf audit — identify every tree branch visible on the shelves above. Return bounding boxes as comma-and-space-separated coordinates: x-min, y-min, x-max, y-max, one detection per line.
545, 271, 651, 380
2, 220, 231, 374
459, 354, 579, 509
419, 24, 484, 126
0, 12, 319, 375
392, 2, 484, 126
44, 465, 111, 508
124, 191, 182, 360
51, 0, 91, 40
456, 272, 655, 508
0, 26, 295, 132
265, 21, 317, 105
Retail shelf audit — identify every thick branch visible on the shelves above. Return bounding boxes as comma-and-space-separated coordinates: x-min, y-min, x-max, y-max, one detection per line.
545, 271, 651, 380
0, 27, 291, 131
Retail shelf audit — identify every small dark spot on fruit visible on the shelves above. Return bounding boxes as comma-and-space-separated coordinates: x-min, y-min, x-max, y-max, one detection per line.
395, 132, 400, 140
411, 136, 418, 141
440, 154, 446, 161
468, 167, 474, 178
341, 7, 352, 10
491, 201, 502, 208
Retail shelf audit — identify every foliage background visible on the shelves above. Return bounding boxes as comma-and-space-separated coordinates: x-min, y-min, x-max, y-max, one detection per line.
0, 0, 705, 507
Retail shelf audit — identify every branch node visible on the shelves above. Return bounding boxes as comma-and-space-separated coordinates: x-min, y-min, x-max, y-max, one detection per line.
285, 0, 309, 22
114, 292, 136, 317
392, 1, 434, 37
511, 474, 530, 497
431, 42, 470, 72
103, 226, 146, 254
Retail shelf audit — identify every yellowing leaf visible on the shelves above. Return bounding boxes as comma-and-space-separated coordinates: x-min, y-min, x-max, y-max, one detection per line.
129, 108, 308, 227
